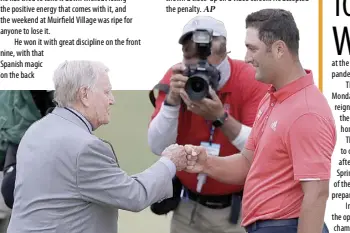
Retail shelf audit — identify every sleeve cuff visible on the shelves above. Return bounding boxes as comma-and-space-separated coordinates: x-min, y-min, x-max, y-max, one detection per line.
159, 102, 180, 119
159, 156, 176, 177
294, 173, 330, 181
231, 124, 251, 151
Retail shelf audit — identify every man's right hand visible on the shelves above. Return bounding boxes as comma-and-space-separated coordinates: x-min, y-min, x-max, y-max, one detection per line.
166, 64, 188, 106
184, 145, 208, 173
161, 144, 188, 171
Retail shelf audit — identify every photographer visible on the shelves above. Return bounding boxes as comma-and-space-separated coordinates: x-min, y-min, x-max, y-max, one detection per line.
148, 16, 269, 233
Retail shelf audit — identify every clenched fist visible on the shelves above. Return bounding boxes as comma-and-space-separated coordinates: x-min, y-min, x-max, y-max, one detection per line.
161, 144, 188, 171
161, 144, 208, 172
184, 145, 208, 173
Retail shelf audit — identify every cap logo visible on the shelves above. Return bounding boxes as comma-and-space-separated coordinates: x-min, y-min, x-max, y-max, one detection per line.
192, 20, 199, 27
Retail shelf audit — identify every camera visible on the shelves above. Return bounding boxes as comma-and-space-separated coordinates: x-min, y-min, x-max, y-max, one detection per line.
183, 29, 221, 101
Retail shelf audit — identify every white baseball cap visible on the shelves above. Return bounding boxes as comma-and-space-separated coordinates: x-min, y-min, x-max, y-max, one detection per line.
179, 16, 227, 44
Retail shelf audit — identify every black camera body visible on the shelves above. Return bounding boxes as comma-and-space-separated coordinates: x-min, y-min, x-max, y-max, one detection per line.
183, 29, 221, 101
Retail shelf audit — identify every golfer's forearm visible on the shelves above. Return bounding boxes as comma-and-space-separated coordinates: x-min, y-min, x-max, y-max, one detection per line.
297, 194, 328, 233
203, 154, 250, 185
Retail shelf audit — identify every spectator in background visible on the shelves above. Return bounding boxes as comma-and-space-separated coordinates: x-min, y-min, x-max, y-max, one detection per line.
148, 16, 269, 233
183, 9, 335, 233
0, 90, 55, 232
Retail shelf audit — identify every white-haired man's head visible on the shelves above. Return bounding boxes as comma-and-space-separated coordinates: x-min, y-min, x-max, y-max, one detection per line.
53, 60, 115, 130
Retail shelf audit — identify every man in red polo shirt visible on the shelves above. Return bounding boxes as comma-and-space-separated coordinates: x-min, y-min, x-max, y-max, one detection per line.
147, 16, 269, 233
182, 9, 335, 233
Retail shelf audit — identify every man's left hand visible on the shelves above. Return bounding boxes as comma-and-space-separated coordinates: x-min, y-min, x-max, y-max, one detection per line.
180, 87, 225, 121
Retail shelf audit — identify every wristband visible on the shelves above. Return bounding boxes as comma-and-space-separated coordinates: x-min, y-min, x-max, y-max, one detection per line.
231, 124, 251, 151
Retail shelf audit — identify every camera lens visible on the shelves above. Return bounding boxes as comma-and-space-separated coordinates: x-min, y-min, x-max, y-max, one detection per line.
184, 74, 209, 101
191, 81, 204, 92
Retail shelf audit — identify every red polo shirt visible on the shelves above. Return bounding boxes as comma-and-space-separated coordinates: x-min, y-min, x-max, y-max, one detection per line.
151, 58, 269, 195
241, 70, 336, 226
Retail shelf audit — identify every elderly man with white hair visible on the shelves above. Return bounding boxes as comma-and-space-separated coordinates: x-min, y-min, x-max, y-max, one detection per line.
6, 60, 191, 233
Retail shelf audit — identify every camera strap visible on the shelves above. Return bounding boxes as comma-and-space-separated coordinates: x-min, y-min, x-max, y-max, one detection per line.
149, 83, 170, 108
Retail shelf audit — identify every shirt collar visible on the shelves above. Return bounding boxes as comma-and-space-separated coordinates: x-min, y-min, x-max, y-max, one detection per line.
217, 56, 234, 94
216, 56, 231, 90
67, 107, 93, 133
269, 69, 314, 103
